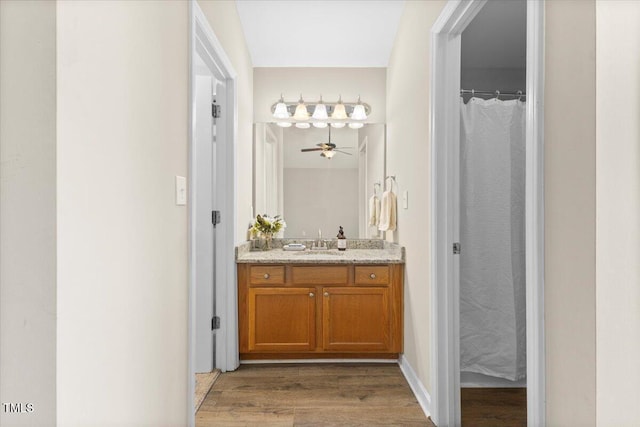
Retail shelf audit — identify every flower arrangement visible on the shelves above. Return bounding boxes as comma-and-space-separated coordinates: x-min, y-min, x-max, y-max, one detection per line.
250, 215, 286, 250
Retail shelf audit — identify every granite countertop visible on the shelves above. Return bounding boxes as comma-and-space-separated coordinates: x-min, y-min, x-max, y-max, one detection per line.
235, 239, 405, 264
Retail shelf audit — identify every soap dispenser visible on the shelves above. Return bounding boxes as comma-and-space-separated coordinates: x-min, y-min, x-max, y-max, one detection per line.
337, 226, 347, 251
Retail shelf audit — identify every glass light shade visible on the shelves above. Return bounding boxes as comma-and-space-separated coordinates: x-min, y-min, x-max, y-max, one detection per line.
276, 121, 292, 128
350, 104, 367, 121
322, 150, 336, 159
312, 103, 328, 120
313, 122, 328, 128
331, 102, 348, 120
348, 122, 364, 129
330, 122, 346, 128
293, 102, 309, 120
295, 122, 310, 129
273, 102, 290, 119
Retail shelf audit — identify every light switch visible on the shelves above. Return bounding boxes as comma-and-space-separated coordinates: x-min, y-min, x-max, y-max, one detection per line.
402, 190, 409, 209
175, 176, 187, 205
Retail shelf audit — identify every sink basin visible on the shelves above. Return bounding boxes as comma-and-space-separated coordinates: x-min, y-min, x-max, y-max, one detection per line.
295, 250, 345, 256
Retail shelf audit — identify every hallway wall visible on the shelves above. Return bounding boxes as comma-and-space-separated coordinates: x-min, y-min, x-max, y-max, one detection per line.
0, 1, 57, 425
386, 0, 446, 397
545, 1, 596, 425
56, 2, 190, 425
596, 1, 640, 425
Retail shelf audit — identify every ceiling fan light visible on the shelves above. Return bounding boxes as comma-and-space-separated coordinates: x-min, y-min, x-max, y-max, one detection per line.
330, 122, 346, 128
295, 122, 310, 129
276, 121, 292, 128
322, 150, 336, 159
313, 122, 328, 128
348, 122, 364, 129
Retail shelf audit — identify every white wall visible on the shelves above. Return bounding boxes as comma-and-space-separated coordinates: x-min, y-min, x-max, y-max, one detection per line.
198, 0, 254, 242
56, 1, 189, 425
283, 168, 359, 239
386, 0, 446, 395
596, 2, 640, 425
0, 1, 57, 425
545, 1, 597, 425
254, 67, 386, 124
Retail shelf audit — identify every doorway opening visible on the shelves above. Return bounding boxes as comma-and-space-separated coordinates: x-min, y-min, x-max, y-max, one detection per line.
430, 0, 544, 426
458, 1, 527, 424
188, 1, 238, 425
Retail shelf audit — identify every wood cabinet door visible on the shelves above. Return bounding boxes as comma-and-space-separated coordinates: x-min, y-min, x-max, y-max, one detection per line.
322, 287, 391, 352
248, 287, 316, 351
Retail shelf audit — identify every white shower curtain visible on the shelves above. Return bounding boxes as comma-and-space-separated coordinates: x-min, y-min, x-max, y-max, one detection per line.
459, 97, 526, 381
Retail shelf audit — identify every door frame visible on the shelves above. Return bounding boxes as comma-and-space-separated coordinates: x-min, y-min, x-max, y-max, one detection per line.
429, 1, 545, 426
188, 0, 238, 423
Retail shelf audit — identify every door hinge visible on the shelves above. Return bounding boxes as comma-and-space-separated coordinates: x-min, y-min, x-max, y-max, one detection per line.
212, 103, 221, 119
212, 210, 221, 227
212, 316, 220, 330
453, 242, 461, 255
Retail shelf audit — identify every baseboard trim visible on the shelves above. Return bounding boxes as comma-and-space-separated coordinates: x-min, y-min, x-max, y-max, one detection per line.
398, 355, 432, 419
240, 358, 398, 365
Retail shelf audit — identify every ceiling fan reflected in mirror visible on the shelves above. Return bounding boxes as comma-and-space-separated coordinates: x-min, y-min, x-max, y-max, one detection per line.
300, 127, 353, 159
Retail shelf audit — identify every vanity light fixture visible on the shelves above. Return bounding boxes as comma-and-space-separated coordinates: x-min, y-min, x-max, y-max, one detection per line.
331, 96, 348, 120
273, 94, 290, 119
312, 96, 329, 128
293, 94, 310, 120
271, 94, 371, 128
350, 96, 368, 121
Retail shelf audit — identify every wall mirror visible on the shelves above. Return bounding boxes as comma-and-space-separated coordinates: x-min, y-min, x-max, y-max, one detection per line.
253, 123, 386, 239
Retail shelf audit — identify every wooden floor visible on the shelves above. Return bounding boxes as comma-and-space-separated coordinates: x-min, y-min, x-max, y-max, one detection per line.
196, 363, 435, 426
461, 387, 527, 427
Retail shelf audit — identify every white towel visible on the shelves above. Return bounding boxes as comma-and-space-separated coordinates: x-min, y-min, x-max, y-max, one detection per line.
368, 195, 381, 226
378, 190, 397, 232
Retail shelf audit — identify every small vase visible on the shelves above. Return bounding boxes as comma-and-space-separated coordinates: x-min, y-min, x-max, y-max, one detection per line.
262, 233, 273, 251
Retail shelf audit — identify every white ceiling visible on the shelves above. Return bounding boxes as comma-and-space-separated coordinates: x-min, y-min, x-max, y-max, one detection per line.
461, 0, 526, 69
236, 1, 405, 67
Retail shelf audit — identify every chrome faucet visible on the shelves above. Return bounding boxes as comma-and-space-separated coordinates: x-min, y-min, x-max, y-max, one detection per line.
312, 229, 328, 250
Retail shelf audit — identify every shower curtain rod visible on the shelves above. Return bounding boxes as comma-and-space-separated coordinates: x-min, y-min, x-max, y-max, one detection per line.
460, 89, 526, 97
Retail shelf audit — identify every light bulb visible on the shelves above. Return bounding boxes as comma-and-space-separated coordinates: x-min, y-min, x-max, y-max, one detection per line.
331, 122, 346, 128
293, 94, 309, 120
331, 96, 348, 120
295, 122, 310, 129
312, 100, 328, 120
273, 94, 290, 119
350, 104, 367, 121
313, 122, 328, 128
348, 122, 364, 129
276, 121, 292, 128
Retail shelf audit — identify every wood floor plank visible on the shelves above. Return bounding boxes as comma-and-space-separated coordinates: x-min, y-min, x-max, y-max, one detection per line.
196, 363, 433, 427
461, 387, 527, 427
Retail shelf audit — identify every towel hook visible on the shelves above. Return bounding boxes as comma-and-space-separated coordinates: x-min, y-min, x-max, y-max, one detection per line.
373, 182, 381, 195
385, 175, 397, 191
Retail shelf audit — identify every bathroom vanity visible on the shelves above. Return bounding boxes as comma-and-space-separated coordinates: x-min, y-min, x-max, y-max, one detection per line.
236, 241, 404, 360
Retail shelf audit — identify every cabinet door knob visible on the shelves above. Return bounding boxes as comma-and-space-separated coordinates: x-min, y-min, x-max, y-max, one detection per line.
324, 292, 329, 297
309, 292, 315, 298
263, 273, 270, 279
370, 273, 376, 279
